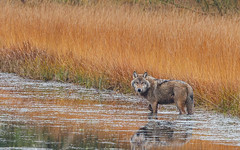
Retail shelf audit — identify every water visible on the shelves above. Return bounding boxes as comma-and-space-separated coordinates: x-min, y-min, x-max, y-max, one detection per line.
0, 72, 239, 150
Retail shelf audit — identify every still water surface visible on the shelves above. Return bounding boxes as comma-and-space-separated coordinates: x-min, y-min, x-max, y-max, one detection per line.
0, 73, 239, 149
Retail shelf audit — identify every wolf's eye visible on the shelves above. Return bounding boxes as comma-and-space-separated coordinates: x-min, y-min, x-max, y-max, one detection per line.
135, 82, 139, 84
141, 82, 145, 85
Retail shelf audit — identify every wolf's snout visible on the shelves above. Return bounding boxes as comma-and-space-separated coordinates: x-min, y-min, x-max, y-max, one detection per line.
137, 89, 142, 92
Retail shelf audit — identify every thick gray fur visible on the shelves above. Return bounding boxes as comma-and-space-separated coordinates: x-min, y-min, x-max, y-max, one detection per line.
131, 71, 194, 115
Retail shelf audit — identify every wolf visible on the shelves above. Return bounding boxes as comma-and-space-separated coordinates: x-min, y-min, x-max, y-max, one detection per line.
131, 71, 194, 115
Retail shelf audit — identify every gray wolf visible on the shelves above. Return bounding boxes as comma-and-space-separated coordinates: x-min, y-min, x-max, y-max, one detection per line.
131, 71, 194, 115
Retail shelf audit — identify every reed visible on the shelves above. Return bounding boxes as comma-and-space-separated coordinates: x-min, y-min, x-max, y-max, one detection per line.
0, 1, 239, 116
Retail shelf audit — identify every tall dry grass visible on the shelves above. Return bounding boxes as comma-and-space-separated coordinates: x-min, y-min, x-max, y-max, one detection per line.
0, 1, 239, 116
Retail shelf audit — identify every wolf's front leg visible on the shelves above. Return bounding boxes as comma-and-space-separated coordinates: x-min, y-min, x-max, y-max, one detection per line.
151, 101, 158, 114
148, 104, 153, 112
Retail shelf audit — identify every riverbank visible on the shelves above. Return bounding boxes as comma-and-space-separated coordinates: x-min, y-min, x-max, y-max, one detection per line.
0, 1, 239, 116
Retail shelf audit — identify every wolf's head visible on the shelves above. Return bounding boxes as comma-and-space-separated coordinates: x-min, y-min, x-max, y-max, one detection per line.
131, 71, 150, 94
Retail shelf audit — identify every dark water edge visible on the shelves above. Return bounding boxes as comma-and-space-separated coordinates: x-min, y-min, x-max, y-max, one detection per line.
0, 72, 239, 150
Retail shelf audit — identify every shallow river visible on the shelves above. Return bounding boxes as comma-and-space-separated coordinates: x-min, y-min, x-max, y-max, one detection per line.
0, 72, 239, 150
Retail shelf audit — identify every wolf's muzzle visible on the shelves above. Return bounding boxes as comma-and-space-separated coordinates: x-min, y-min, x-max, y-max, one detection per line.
137, 89, 142, 92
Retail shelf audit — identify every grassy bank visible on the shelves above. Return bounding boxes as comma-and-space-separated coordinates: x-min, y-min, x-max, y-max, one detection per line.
19, 0, 240, 15
0, 1, 239, 116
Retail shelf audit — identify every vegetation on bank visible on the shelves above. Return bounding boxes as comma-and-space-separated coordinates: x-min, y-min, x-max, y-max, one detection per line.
0, 1, 239, 116
19, 0, 240, 15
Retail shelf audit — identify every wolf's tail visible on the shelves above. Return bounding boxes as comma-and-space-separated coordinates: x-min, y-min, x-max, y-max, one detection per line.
186, 84, 194, 115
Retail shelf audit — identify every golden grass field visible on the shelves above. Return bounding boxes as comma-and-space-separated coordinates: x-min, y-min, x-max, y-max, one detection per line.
0, 1, 239, 116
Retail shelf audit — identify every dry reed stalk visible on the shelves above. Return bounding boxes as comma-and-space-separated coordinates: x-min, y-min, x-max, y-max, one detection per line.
0, 1, 239, 115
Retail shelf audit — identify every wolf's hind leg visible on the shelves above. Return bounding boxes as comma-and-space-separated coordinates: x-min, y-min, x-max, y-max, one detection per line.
176, 100, 187, 115
186, 96, 194, 115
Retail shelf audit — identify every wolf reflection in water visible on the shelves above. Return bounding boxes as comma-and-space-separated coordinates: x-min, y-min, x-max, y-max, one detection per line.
130, 115, 192, 150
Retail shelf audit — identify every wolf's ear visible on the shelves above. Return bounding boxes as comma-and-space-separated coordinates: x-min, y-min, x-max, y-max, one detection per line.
143, 72, 148, 78
133, 71, 138, 78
